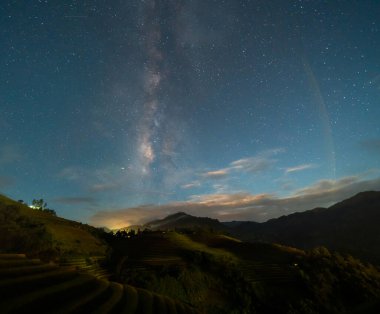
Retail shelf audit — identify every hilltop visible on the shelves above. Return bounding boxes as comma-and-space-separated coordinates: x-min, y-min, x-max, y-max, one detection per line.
145, 211, 228, 232
0, 194, 107, 260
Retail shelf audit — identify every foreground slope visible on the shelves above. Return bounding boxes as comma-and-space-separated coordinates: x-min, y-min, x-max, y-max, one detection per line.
0, 253, 196, 314
109, 230, 380, 313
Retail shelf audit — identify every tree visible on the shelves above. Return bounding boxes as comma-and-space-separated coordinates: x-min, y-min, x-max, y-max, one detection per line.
30, 198, 57, 216
32, 199, 47, 210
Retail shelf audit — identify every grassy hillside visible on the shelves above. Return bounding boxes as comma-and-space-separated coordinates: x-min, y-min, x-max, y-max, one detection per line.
109, 231, 256, 313
108, 230, 380, 313
0, 194, 107, 260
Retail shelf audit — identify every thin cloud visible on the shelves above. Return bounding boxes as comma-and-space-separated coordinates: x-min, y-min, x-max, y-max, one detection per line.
361, 139, 380, 154
230, 157, 276, 173
212, 184, 229, 194
90, 174, 380, 228
199, 148, 283, 180
58, 166, 127, 193
58, 167, 82, 181
285, 163, 316, 174
0, 176, 15, 189
0, 145, 21, 165
54, 196, 97, 205
188, 192, 269, 207
89, 183, 121, 192
202, 169, 229, 179
181, 181, 201, 189
278, 179, 296, 191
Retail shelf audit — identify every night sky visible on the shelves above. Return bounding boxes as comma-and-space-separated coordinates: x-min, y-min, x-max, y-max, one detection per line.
1, 1, 380, 228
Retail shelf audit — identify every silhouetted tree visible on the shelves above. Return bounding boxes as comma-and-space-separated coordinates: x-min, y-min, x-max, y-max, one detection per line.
32, 198, 47, 210
30, 199, 56, 216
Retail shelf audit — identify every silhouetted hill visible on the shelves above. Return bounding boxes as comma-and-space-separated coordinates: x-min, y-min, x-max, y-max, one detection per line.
229, 191, 380, 264
145, 211, 228, 232
119, 191, 380, 264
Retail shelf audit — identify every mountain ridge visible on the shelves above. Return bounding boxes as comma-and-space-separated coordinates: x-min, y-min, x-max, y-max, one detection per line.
116, 191, 380, 265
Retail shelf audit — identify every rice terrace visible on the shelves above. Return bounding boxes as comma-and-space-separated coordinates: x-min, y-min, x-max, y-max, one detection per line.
1, 193, 380, 313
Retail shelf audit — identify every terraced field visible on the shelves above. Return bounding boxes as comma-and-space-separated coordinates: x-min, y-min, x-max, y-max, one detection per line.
118, 232, 301, 287
0, 253, 198, 313
113, 233, 186, 270
186, 233, 301, 286
59, 256, 111, 279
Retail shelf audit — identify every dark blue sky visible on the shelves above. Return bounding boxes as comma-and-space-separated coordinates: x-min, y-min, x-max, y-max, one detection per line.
1, 1, 380, 228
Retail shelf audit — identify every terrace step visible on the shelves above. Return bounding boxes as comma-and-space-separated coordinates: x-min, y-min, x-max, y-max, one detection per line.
57, 279, 110, 313
0, 263, 59, 279
1, 273, 97, 313
72, 281, 125, 313
59, 256, 111, 279
93, 282, 124, 313
0, 253, 26, 260
0, 253, 197, 314
0, 268, 78, 297
0, 258, 42, 268
240, 260, 298, 284
111, 284, 139, 314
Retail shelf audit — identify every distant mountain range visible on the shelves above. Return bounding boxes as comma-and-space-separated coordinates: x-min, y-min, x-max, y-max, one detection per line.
139, 191, 380, 265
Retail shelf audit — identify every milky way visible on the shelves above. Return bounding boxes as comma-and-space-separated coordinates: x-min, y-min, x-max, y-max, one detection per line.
1, 1, 379, 226
137, 1, 163, 175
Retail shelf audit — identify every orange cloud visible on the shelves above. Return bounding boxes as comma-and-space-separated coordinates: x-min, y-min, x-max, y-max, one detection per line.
90, 174, 380, 229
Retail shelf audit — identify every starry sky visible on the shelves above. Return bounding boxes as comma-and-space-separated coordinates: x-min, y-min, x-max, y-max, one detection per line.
1, 1, 380, 228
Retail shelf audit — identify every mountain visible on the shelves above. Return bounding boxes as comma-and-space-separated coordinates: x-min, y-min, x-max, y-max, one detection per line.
145, 211, 228, 232
229, 191, 380, 265
130, 191, 380, 265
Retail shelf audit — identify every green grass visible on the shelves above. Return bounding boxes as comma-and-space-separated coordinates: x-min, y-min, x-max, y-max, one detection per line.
0, 194, 107, 259
168, 232, 238, 262
109, 231, 308, 312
